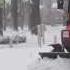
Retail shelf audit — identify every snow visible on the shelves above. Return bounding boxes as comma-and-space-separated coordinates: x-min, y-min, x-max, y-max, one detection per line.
0, 25, 69, 70
28, 56, 70, 70
0, 26, 39, 70
0, 47, 40, 70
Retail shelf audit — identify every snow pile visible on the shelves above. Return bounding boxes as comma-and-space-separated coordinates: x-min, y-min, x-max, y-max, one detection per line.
3, 27, 25, 39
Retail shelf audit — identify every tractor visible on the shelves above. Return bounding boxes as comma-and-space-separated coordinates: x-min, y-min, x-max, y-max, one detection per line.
39, 0, 70, 59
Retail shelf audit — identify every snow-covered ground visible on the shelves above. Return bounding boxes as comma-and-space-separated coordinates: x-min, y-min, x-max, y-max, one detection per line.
0, 47, 40, 70
0, 26, 39, 70
28, 56, 70, 70
0, 25, 70, 70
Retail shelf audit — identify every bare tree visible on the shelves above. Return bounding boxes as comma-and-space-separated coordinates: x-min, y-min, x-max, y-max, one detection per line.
68, 0, 70, 22
3, 0, 6, 30
0, 0, 4, 36
11, 0, 18, 30
0, 8, 3, 36
29, 0, 41, 35
18, 0, 25, 29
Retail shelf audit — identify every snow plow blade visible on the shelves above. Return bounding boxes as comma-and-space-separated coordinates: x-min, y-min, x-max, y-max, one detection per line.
49, 43, 63, 52
39, 52, 57, 59
39, 52, 70, 59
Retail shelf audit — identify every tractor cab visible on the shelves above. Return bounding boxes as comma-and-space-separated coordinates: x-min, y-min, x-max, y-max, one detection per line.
61, 0, 70, 52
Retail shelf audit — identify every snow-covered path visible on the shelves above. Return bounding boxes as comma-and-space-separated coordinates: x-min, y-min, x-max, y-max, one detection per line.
0, 47, 40, 70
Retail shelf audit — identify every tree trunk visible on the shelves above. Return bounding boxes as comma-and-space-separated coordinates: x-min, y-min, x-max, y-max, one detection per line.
11, 0, 18, 30
0, 8, 3, 36
68, 0, 70, 22
4, 0, 6, 30
30, 0, 41, 35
